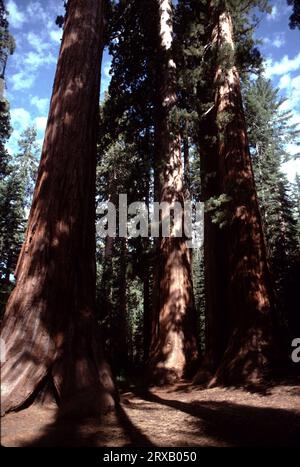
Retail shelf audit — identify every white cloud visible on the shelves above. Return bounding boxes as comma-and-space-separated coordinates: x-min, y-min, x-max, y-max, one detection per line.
282, 159, 300, 182
36, 138, 44, 148
8, 107, 32, 152
289, 110, 300, 127
24, 51, 56, 70
278, 74, 291, 90
103, 62, 112, 78
263, 33, 285, 49
267, 5, 279, 21
276, 71, 300, 180
6, 108, 32, 155
273, 34, 286, 49
278, 74, 300, 111
27, 32, 50, 54
8, 28, 57, 93
265, 53, 300, 77
49, 30, 62, 43
7, 0, 26, 29
100, 59, 112, 98
26, 1, 64, 32
7, 109, 48, 155
11, 71, 36, 91
30, 96, 49, 114
26, 2, 50, 26
10, 108, 31, 131
34, 116, 47, 132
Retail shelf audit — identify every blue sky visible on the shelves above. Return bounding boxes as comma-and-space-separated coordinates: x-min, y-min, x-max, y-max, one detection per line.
4, 0, 300, 181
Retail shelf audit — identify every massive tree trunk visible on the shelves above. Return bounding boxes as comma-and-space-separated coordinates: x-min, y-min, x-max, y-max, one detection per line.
195, 108, 230, 381
1, 0, 116, 416
148, 0, 199, 384
210, 10, 274, 386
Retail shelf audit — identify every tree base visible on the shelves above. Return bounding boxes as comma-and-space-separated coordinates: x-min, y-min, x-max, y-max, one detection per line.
146, 366, 182, 386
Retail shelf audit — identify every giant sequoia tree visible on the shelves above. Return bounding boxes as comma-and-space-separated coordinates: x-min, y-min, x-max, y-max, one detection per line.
148, 0, 199, 384
208, 5, 275, 386
0, 0, 115, 415
175, 0, 275, 384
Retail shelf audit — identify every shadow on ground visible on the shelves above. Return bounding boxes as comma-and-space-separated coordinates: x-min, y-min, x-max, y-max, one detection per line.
2, 382, 300, 447
131, 387, 300, 447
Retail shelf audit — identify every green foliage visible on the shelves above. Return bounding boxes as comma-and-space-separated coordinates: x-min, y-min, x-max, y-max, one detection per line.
95, 1, 158, 372
287, 0, 300, 29
0, 0, 15, 79
205, 193, 233, 229
14, 126, 39, 209
127, 276, 144, 366
293, 173, 300, 244
192, 247, 205, 350
245, 76, 300, 326
0, 96, 11, 179
0, 170, 25, 303
0, 0, 14, 180
0, 127, 39, 316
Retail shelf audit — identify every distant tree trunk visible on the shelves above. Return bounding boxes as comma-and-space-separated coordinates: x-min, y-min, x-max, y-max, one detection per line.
115, 237, 128, 372
143, 260, 151, 360
99, 170, 117, 357
183, 133, 190, 193
143, 156, 151, 362
195, 108, 230, 382
148, 0, 199, 384
1, 0, 116, 416
210, 10, 274, 386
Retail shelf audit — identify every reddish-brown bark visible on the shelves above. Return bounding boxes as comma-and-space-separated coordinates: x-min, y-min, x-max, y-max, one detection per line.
0, 0, 116, 415
194, 101, 230, 383
148, 0, 199, 384
209, 10, 274, 386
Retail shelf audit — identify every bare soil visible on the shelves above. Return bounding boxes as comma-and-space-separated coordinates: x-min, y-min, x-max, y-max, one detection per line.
1, 381, 300, 447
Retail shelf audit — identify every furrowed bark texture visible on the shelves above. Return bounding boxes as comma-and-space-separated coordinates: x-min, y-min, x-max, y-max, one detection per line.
148, 0, 199, 384
195, 111, 230, 381
1, 0, 116, 415
210, 10, 274, 386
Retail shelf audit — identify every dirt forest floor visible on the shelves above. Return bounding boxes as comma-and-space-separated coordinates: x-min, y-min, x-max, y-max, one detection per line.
1, 380, 300, 447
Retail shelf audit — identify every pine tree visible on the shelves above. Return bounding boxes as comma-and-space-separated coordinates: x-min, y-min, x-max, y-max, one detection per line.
96, 133, 136, 374
0, 0, 15, 82
14, 126, 39, 210
245, 77, 300, 334
0, 128, 39, 315
1, 0, 116, 416
0, 97, 11, 179
286, 173, 300, 335
287, 0, 300, 29
97, 22, 154, 369
0, 0, 14, 179
0, 171, 24, 315
0, 0, 18, 315
294, 174, 300, 244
